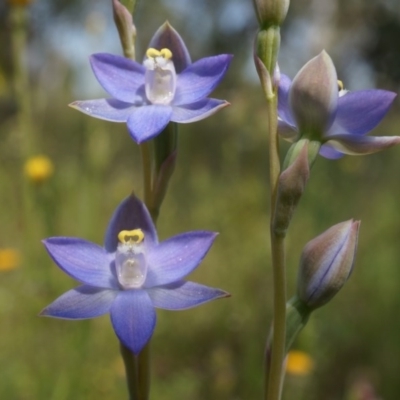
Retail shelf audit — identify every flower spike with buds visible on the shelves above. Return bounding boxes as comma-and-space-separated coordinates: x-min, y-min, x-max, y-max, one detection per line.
40, 194, 229, 354
70, 22, 232, 144
277, 51, 400, 159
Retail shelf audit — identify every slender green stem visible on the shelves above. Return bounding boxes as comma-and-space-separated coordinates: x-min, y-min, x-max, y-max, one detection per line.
266, 234, 286, 400
137, 342, 151, 400
140, 142, 153, 208
120, 343, 139, 400
10, 4, 35, 158
114, 4, 154, 400
264, 87, 287, 400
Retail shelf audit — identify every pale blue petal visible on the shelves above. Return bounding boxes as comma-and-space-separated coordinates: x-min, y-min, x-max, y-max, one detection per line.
90, 53, 145, 103
147, 280, 229, 310
104, 195, 158, 253
328, 90, 396, 135
70, 99, 135, 122
147, 22, 191, 73
145, 231, 217, 287
319, 144, 344, 159
173, 55, 233, 106
43, 238, 117, 289
110, 290, 156, 355
171, 99, 229, 123
127, 105, 172, 143
40, 285, 118, 319
277, 119, 298, 141
325, 134, 400, 155
278, 74, 295, 126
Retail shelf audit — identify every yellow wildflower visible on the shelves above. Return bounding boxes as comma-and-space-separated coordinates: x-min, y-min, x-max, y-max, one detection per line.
24, 155, 54, 183
286, 350, 314, 376
0, 248, 21, 271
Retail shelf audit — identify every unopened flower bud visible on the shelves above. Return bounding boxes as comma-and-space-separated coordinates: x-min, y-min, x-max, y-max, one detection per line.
297, 220, 360, 310
273, 140, 311, 237
252, 0, 290, 28
112, 0, 136, 60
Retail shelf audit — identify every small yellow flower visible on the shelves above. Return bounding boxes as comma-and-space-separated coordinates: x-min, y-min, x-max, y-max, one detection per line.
0, 248, 21, 271
24, 155, 54, 183
285, 350, 314, 376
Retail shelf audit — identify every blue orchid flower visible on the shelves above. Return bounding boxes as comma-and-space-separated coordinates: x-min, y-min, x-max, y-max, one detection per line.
70, 22, 232, 144
277, 51, 400, 159
40, 195, 228, 354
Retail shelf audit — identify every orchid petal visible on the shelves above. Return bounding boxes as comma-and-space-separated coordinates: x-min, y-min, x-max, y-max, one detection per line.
40, 285, 117, 319
69, 99, 135, 122
43, 238, 117, 289
326, 134, 400, 156
147, 280, 229, 310
277, 119, 298, 141
110, 290, 156, 355
290, 51, 338, 137
171, 99, 229, 123
127, 105, 172, 143
90, 53, 145, 103
173, 55, 233, 106
319, 144, 344, 159
147, 22, 191, 73
328, 90, 396, 135
105, 195, 158, 253
278, 74, 295, 125
145, 231, 217, 287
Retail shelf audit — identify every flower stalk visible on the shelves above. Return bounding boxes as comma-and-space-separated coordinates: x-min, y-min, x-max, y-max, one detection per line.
255, 35, 286, 400
253, 1, 290, 398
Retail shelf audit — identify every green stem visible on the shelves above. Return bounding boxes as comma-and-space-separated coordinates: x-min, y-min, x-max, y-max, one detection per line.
140, 142, 153, 209
264, 86, 287, 400
114, 4, 153, 400
137, 342, 151, 400
120, 343, 139, 400
10, 4, 35, 159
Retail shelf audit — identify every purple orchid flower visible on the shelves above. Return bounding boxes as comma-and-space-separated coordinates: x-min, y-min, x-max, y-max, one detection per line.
70, 22, 232, 144
278, 51, 400, 159
40, 195, 228, 354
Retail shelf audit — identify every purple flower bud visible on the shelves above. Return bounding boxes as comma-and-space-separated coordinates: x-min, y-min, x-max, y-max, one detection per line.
297, 220, 360, 310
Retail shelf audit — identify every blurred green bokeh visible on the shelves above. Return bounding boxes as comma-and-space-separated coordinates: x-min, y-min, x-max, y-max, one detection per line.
1, 0, 400, 399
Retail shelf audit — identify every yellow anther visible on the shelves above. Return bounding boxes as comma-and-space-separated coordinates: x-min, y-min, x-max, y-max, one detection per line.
146, 48, 161, 58
118, 229, 145, 245
160, 48, 172, 59
146, 47, 173, 60
337, 80, 344, 91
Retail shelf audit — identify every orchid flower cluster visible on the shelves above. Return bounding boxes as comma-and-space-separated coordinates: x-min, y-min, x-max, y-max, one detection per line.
40, 0, 400, 399
42, 12, 232, 352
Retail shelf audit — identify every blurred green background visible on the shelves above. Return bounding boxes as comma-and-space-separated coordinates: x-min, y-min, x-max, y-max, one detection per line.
1, 0, 400, 399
